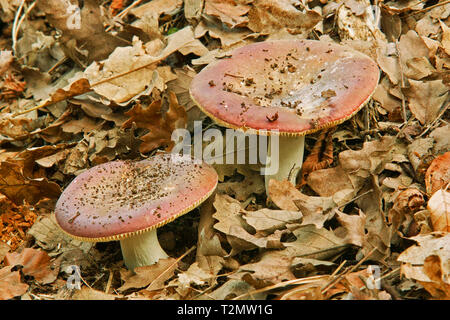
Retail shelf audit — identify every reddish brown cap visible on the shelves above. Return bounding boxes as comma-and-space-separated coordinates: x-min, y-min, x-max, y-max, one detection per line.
55, 153, 218, 241
190, 40, 379, 135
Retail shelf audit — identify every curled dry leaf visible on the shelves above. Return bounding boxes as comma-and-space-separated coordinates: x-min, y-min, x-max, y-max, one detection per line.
121, 92, 187, 153
398, 233, 450, 299
388, 188, 425, 234
427, 189, 450, 232
0, 266, 29, 300
425, 152, 450, 195
4, 248, 59, 284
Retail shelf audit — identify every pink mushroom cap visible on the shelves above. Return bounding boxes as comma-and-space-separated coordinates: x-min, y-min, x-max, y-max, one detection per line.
190, 39, 379, 135
54, 153, 218, 241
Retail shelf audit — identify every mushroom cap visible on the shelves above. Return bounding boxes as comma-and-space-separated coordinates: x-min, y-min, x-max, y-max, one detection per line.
190, 40, 379, 136
54, 153, 218, 242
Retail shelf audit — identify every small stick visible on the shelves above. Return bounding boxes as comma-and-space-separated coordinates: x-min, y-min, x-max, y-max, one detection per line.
104, 270, 114, 294
224, 73, 244, 79
395, 40, 408, 123
321, 247, 377, 294
105, 0, 143, 32
404, 0, 450, 18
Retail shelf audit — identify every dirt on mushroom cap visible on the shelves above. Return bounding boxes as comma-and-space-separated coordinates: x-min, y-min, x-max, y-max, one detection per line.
54, 153, 218, 241
190, 39, 379, 136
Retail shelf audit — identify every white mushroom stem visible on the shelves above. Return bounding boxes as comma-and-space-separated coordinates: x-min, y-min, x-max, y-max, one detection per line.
264, 135, 305, 192
119, 229, 168, 271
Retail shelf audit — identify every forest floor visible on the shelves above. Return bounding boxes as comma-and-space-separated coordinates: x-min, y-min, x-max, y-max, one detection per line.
0, 0, 449, 300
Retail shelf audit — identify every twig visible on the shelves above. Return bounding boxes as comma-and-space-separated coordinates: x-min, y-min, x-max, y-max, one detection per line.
320, 247, 377, 294
47, 56, 69, 74
404, 0, 450, 18
12, 0, 26, 54
418, 102, 449, 138
232, 275, 329, 300
105, 270, 114, 294
105, 0, 143, 32
147, 246, 196, 289
337, 189, 374, 209
394, 40, 408, 123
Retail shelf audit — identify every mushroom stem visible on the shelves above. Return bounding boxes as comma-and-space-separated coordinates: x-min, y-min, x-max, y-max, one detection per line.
264, 135, 305, 191
119, 229, 168, 271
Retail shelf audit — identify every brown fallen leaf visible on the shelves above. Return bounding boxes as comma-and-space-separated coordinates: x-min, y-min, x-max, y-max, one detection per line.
238, 250, 296, 286
427, 189, 450, 232
398, 232, 450, 300
298, 128, 335, 188
335, 209, 366, 247
121, 92, 187, 153
388, 188, 425, 238
170, 261, 215, 296
283, 224, 349, 261
4, 248, 59, 284
118, 257, 178, 292
247, 0, 321, 36
425, 152, 450, 195
0, 161, 61, 205
406, 79, 448, 125
0, 266, 29, 300
36, 0, 127, 65
204, 0, 250, 28
268, 179, 336, 228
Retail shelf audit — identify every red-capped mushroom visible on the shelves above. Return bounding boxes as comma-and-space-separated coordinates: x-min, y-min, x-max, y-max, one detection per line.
54, 153, 218, 271
190, 40, 379, 190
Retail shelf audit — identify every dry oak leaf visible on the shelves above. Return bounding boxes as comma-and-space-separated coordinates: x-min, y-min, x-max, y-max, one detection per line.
388, 188, 425, 237
122, 92, 187, 153
204, 0, 250, 28
0, 161, 61, 205
237, 251, 296, 287
335, 209, 366, 247
406, 79, 448, 125
428, 189, 450, 232
172, 262, 215, 290
398, 232, 450, 299
0, 266, 29, 300
118, 257, 178, 292
247, 0, 321, 35
4, 248, 59, 284
84, 27, 206, 104
425, 152, 450, 195
283, 224, 349, 261
268, 179, 336, 228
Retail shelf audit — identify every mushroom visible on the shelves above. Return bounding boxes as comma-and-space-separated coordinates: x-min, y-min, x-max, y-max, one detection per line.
190, 40, 379, 190
54, 153, 218, 271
